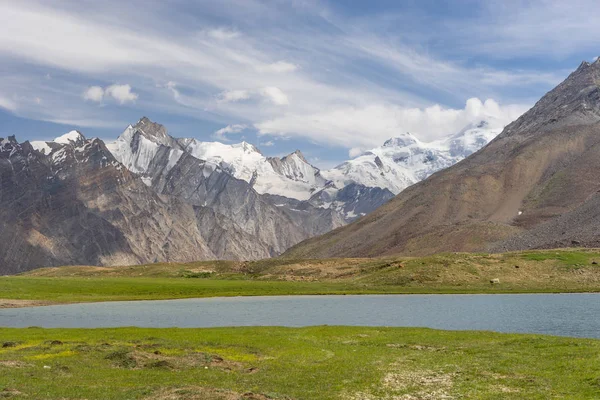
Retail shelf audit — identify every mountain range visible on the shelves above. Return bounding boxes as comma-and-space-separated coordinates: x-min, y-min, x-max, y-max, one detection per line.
1, 104, 499, 273
286, 58, 600, 258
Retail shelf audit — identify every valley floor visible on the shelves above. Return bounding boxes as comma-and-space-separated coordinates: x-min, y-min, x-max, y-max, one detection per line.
1, 326, 599, 399
2, 249, 600, 307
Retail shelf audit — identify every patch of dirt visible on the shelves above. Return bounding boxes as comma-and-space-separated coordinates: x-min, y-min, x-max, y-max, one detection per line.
0, 388, 23, 398
344, 368, 457, 400
0, 299, 55, 309
383, 369, 455, 391
492, 385, 520, 393
104, 348, 251, 373
143, 387, 286, 400
0, 360, 32, 368
386, 344, 446, 352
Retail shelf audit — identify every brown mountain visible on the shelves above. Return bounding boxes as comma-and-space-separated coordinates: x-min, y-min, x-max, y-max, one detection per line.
0, 136, 215, 274
285, 59, 600, 258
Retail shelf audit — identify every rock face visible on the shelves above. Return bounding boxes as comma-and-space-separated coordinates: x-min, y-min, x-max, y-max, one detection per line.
0, 134, 215, 274
285, 58, 600, 258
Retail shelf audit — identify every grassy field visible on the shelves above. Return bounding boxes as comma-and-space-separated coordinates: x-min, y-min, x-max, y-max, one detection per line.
1, 326, 599, 399
2, 249, 600, 306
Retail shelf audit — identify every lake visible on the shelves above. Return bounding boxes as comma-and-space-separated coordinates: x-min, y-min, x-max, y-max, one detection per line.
1, 294, 599, 338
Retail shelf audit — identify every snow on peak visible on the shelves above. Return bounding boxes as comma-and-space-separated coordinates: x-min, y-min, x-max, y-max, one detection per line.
30, 131, 88, 156
232, 141, 262, 155
383, 133, 419, 148
180, 139, 321, 200
321, 122, 500, 195
132, 118, 174, 147
54, 130, 86, 145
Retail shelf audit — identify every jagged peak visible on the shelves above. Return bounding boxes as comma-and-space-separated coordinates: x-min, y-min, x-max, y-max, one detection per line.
284, 149, 308, 163
130, 117, 175, 147
234, 141, 262, 154
0, 135, 18, 146
576, 61, 591, 72
137, 116, 153, 126
54, 130, 86, 145
500, 59, 600, 138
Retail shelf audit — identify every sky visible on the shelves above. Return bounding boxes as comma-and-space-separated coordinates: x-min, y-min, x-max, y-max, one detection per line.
0, 0, 598, 168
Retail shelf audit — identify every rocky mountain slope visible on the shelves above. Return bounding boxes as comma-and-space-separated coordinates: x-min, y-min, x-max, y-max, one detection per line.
106, 118, 344, 256
1, 134, 216, 274
285, 58, 600, 258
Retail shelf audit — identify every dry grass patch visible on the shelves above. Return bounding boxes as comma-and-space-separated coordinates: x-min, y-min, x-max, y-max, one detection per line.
0, 360, 31, 368
143, 386, 285, 400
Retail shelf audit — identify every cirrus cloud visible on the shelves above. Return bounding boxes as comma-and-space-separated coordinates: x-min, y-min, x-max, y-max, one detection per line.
218, 90, 251, 103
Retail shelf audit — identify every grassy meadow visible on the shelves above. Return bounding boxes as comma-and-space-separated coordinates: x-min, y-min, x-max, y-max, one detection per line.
2, 249, 600, 306
1, 326, 600, 399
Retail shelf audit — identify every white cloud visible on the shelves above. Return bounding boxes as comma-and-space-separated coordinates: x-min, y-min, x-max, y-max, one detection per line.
0, 95, 17, 111
257, 98, 529, 148
218, 90, 250, 103
260, 87, 289, 105
164, 81, 181, 100
206, 28, 240, 40
105, 84, 138, 104
261, 140, 275, 147
258, 61, 298, 73
348, 147, 363, 158
83, 84, 138, 104
83, 86, 104, 102
213, 124, 247, 140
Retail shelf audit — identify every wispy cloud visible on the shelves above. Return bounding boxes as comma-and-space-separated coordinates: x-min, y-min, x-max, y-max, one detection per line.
0, 95, 17, 111
213, 124, 247, 140
0, 0, 578, 152
218, 90, 251, 103
260, 87, 289, 105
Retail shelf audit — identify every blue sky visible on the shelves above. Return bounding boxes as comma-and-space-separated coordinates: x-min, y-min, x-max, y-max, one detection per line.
0, 0, 597, 168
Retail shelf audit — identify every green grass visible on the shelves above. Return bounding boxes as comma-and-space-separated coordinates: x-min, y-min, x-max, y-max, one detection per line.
4, 249, 600, 306
0, 277, 386, 303
520, 250, 591, 267
0, 326, 599, 399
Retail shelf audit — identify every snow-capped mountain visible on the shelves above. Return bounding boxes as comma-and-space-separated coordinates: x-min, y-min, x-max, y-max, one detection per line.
321, 121, 501, 196
107, 118, 324, 200
30, 130, 87, 156
177, 138, 325, 200
105, 117, 500, 223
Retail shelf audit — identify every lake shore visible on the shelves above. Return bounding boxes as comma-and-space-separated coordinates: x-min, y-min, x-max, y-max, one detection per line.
0, 299, 57, 309
3, 249, 600, 308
